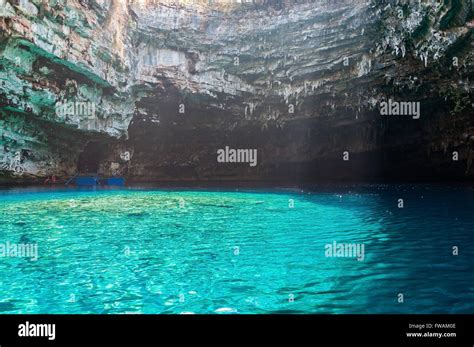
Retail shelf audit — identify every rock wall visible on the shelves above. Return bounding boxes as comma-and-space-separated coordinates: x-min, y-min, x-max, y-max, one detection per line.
0, 0, 473, 183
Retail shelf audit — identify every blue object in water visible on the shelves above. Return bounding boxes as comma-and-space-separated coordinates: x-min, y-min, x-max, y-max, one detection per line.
74, 176, 99, 186
104, 177, 125, 186
67, 175, 125, 186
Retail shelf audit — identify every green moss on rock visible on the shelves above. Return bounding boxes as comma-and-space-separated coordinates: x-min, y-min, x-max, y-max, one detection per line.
440, 0, 471, 30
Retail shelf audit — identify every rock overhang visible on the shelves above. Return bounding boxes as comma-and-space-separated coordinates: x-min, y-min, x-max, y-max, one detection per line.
0, 0, 472, 181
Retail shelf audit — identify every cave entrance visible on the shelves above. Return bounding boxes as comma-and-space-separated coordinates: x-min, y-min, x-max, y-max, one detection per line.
77, 141, 109, 174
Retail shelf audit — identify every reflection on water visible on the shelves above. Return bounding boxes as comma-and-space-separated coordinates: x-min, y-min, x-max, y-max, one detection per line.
0, 185, 473, 314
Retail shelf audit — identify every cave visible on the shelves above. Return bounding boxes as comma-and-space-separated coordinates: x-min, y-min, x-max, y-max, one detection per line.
0, 0, 472, 183
77, 141, 110, 174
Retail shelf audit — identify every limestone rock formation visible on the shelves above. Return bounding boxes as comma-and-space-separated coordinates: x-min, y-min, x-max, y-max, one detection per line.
0, 0, 473, 183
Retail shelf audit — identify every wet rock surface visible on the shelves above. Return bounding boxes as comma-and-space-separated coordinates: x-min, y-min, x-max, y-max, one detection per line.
0, 0, 473, 183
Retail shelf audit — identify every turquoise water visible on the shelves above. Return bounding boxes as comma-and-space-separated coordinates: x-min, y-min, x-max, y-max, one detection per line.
0, 185, 473, 314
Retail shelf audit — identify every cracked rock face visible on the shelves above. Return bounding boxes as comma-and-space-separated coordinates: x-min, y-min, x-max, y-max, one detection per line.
0, 0, 473, 183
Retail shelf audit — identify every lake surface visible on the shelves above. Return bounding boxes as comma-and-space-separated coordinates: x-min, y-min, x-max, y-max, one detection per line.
0, 185, 473, 314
